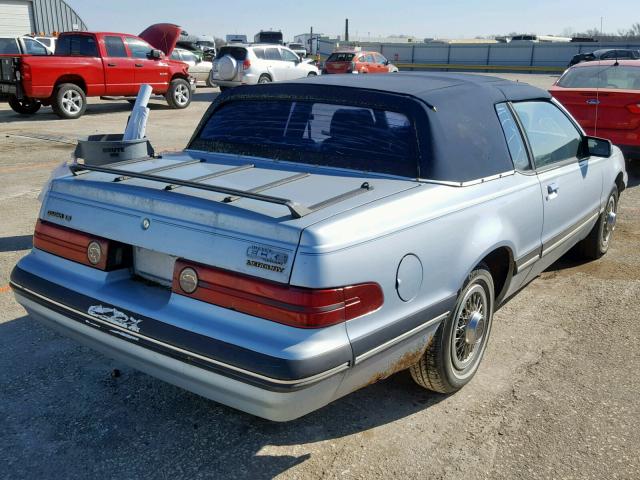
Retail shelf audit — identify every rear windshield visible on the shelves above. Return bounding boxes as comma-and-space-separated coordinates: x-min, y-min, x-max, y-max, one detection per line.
191, 100, 418, 177
216, 46, 247, 60
558, 65, 640, 89
327, 53, 355, 62
55, 34, 98, 57
0, 38, 19, 54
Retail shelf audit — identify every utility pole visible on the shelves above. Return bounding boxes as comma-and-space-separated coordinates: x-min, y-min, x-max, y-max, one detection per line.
600, 16, 603, 37
310, 26, 313, 54
345, 18, 349, 42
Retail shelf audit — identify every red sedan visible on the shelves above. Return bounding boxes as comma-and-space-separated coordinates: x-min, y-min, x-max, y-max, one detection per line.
322, 50, 398, 75
550, 60, 640, 159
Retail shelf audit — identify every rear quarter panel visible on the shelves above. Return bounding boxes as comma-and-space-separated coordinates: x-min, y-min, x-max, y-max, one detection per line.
291, 173, 543, 389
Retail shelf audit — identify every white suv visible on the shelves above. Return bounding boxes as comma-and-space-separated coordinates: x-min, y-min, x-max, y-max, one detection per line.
210, 44, 319, 90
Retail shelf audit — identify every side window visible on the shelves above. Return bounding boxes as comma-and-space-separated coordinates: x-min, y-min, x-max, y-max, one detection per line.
495, 103, 530, 171
125, 38, 153, 59
265, 48, 282, 61
170, 50, 181, 60
253, 48, 265, 59
281, 48, 299, 62
104, 36, 128, 58
23, 38, 49, 55
513, 101, 582, 169
366, 54, 375, 63
0, 38, 20, 54
358, 56, 365, 62
376, 54, 388, 64
55, 35, 98, 56
182, 51, 197, 63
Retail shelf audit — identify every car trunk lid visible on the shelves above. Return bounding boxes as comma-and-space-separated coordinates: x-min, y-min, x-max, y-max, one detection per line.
45, 152, 417, 284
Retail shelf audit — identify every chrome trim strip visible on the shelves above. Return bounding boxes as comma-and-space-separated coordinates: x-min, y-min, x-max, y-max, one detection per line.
542, 211, 599, 257
517, 254, 540, 271
10, 282, 349, 387
418, 170, 515, 187
354, 312, 449, 365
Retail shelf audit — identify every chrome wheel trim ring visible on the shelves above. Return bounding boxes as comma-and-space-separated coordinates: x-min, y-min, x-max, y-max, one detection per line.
450, 284, 489, 372
601, 195, 617, 249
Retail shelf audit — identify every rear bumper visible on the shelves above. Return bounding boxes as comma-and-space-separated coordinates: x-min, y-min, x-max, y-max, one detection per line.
14, 288, 344, 421
10, 253, 353, 421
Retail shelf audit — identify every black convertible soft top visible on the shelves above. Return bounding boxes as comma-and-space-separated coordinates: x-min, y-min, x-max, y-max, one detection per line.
192, 73, 551, 183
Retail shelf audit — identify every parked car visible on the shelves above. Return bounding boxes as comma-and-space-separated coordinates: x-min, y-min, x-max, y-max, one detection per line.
209, 44, 318, 91
568, 48, 640, 66
226, 34, 247, 43
10, 73, 627, 421
177, 31, 216, 61
171, 47, 213, 86
0, 35, 52, 56
287, 42, 307, 58
322, 50, 399, 74
0, 24, 195, 119
550, 60, 640, 159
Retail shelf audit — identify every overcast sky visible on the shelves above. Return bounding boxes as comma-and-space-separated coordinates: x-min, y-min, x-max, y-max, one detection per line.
66, 0, 633, 40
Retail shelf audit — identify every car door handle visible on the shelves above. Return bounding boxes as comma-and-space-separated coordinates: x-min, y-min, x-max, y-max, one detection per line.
135, 63, 143, 67
547, 183, 559, 199
107, 63, 117, 67
586, 99, 600, 105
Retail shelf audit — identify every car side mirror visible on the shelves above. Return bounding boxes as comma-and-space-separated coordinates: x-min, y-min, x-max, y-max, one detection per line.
583, 136, 612, 158
384, 60, 389, 65
149, 49, 162, 60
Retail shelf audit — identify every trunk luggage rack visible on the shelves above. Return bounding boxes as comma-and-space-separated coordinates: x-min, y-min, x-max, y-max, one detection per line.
69, 159, 373, 219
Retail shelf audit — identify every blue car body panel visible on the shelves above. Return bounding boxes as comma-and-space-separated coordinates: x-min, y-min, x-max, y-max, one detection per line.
11, 73, 627, 420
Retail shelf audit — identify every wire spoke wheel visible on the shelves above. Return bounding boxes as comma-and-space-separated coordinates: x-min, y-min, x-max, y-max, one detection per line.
451, 284, 488, 372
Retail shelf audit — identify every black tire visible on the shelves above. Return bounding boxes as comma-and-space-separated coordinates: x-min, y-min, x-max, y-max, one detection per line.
8, 95, 41, 114
307, 72, 317, 77
410, 265, 495, 394
578, 186, 619, 260
258, 74, 272, 84
219, 86, 230, 92
51, 83, 86, 119
165, 78, 192, 109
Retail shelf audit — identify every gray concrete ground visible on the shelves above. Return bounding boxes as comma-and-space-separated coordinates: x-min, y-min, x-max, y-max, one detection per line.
0, 75, 639, 480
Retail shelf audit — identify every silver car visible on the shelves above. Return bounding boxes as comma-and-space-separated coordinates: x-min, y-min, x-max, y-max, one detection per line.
209, 44, 319, 90
11, 73, 627, 421
170, 47, 213, 87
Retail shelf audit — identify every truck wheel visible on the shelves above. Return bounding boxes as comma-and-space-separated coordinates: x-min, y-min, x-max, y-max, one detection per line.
8, 96, 41, 115
410, 265, 494, 394
578, 186, 618, 260
166, 78, 192, 109
51, 83, 86, 119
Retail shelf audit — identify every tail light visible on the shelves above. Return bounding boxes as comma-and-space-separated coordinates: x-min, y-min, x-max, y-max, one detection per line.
33, 220, 131, 271
172, 259, 383, 329
21, 61, 31, 81
242, 59, 251, 70
626, 103, 640, 114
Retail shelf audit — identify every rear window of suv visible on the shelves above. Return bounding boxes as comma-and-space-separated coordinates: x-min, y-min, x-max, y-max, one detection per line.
215, 46, 247, 60
191, 99, 418, 177
327, 53, 355, 62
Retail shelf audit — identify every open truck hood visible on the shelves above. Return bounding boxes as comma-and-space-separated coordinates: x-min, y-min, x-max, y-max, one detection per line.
139, 23, 182, 56
43, 152, 417, 284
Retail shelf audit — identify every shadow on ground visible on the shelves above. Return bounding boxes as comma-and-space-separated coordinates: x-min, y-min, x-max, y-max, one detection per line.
0, 314, 445, 479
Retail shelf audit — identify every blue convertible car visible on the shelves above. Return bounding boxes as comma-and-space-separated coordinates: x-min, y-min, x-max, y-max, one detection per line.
11, 73, 627, 420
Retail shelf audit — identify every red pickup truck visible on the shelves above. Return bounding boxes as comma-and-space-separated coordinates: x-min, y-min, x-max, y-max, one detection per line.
0, 24, 195, 119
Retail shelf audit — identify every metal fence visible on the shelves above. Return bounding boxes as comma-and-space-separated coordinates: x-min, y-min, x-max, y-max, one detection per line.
317, 39, 640, 73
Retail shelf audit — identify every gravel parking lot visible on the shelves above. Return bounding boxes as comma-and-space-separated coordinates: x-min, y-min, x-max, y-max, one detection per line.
1, 75, 638, 480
